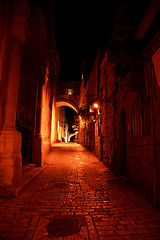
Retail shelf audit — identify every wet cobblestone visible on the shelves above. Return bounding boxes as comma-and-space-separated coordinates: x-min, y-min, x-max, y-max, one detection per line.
0, 143, 160, 239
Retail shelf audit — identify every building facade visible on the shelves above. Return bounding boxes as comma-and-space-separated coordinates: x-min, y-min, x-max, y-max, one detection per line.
79, 0, 160, 208
0, 0, 59, 195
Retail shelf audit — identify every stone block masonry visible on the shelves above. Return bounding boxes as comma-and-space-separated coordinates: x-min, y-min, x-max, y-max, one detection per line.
0, 143, 159, 239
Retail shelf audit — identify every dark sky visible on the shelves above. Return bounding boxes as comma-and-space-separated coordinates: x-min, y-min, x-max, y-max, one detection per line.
54, 1, 119, 81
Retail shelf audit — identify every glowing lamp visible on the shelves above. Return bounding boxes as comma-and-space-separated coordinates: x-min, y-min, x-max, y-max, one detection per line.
93, 103, 99, 109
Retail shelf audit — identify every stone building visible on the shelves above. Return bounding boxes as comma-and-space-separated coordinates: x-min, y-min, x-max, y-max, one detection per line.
56, 79, 80, 142
56, 79, 80, 113
79, 0, 160, 208
0, 0, 59, 195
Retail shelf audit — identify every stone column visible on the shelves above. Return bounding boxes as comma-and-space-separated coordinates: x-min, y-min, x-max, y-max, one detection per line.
0, 0, 29, 194
32, 71, 45, 167
0, 37, 23, 190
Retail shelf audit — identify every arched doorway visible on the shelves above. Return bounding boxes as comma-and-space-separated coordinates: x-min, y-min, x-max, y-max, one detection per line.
51, 101, 79, 146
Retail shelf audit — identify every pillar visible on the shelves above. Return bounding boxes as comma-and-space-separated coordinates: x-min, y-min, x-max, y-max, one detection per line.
0, 37, 23, 190
0, 0, 29, 194
32, 71, 44, 167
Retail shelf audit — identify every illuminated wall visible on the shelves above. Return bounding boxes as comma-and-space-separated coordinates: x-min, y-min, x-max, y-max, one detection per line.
0, 0, 59, 194
51, 96, 57, 146
41, 66, 52, 154
57, 107, 65, 142
0, 1, 11, 131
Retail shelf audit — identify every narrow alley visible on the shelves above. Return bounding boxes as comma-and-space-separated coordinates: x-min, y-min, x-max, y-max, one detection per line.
0, 143, 160, 240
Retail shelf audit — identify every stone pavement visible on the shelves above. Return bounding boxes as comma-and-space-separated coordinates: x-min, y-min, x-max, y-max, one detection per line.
0, 143, 160, 240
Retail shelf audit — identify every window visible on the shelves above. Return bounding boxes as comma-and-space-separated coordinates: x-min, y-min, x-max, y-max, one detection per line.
82, 74, 83, 80
66, 89, 73, 96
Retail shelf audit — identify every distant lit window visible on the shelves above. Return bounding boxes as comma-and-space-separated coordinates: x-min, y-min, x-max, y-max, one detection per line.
82, 74, 83, 79
66, 89, 73, 96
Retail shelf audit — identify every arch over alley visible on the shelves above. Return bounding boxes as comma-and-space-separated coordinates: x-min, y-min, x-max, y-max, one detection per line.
52, 99, 79, 145
56, 99, 79, 113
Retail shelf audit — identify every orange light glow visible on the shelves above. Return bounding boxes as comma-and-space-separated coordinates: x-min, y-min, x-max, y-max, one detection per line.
51, 99, 56, 146
93, 103, 99, 109
41, 67, 50, 140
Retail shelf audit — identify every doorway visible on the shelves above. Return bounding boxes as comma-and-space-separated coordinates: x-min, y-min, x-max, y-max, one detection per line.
90, 122, 95, 153
120, 108, 126, 176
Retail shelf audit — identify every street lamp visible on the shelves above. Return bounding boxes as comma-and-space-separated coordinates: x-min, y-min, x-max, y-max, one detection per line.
93, 103, 99, 109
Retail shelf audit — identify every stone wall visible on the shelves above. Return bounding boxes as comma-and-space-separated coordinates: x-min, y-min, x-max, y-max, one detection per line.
0, 0, 59, 194
0, 1, 27, 190
79, 41, 160, 208
41, 66, 53, 158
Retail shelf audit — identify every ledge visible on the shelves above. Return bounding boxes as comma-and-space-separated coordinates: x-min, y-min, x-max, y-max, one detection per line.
0, 165, 47, 197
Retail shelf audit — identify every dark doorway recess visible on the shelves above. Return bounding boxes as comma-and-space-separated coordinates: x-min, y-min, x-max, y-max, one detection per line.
90, 122, 95, 152
120, 109, 126, 176
16, 123, 33, 165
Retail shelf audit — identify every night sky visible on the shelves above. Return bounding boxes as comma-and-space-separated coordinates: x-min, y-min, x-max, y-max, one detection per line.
53, 0, 119, 81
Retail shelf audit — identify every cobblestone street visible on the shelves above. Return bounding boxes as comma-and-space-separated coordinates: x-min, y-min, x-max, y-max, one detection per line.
0, 143, 160, 240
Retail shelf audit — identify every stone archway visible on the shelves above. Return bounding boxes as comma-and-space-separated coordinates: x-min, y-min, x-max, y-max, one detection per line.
51, 100, 79, 145
56, 99, 79, 113
68, 133, 77, 142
